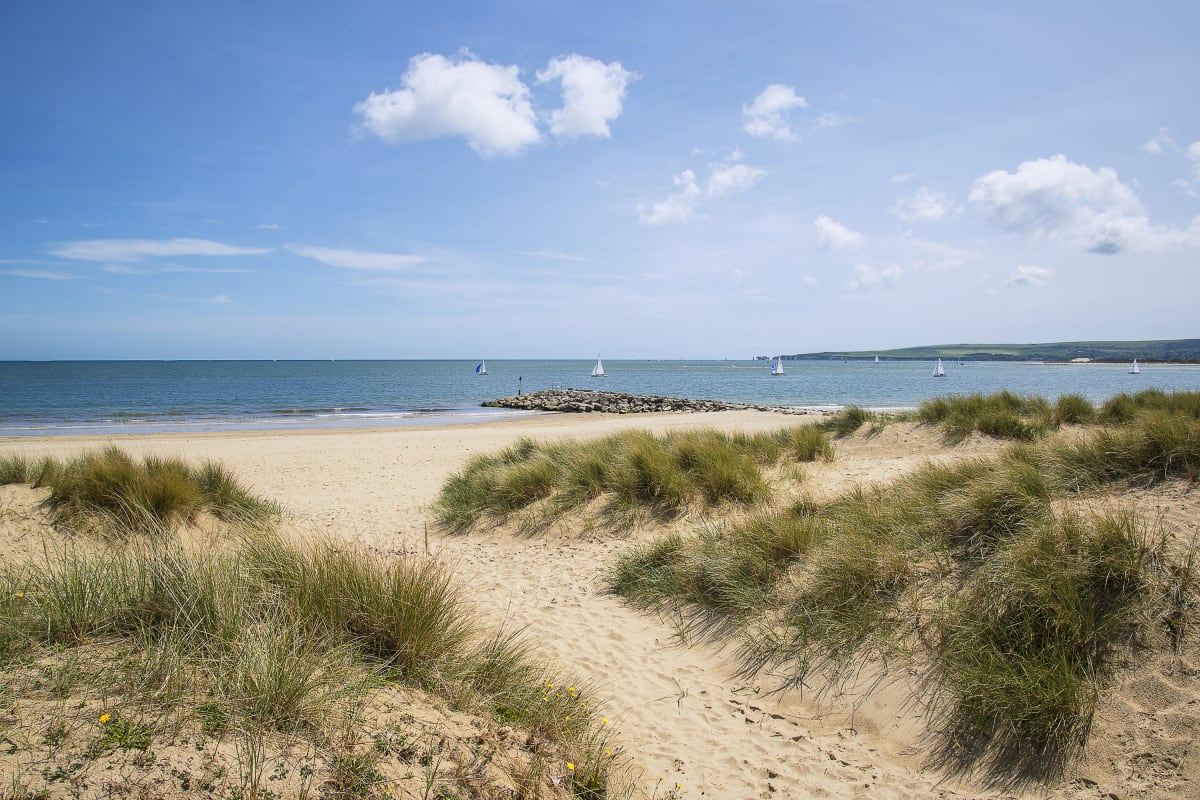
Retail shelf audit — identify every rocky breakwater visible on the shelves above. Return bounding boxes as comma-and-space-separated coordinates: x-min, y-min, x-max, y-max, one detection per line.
484, 389, 768, 414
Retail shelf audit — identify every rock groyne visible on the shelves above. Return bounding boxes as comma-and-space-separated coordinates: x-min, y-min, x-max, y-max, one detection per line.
484, 389, 769, 414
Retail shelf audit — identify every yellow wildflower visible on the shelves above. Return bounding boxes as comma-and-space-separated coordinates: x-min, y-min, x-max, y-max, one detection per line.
99, 713, 111, 724
567, 762, 575, 771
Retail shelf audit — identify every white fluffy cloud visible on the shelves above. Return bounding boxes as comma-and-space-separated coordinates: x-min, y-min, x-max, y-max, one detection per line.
847, 264, 902, 291
355, 52, 541, 158
638, 159, 767, 225
893, 187, 953, 221
286, 245, 426, 271
813, 215, 863, 250
1007, 265, 1052, 287
49, 238, 270, 262
742, 84, 807, 140
356, 51, 635, 157
969, 155, 1197, 254
537, 55, 636, 139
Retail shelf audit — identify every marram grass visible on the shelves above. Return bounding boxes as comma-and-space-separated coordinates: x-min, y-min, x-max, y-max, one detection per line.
435, 424, 833, 531
0, 446, 279, 534
0, 528, 624, 797
606, 400, 1200, 778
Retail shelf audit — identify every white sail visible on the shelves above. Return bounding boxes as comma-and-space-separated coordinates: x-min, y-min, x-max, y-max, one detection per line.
1130, 358, 1140, 374
591, 356, 605, 378
874, 355, 880, 363
476, 360, 487, 375
934, 358, 946, 377
771, 356, 784, 375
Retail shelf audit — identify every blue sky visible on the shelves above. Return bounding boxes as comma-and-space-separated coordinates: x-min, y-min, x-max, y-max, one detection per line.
2, 0, 1198, 359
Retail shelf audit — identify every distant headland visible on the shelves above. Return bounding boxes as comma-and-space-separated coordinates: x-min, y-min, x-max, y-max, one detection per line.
759, 338, 1200, 363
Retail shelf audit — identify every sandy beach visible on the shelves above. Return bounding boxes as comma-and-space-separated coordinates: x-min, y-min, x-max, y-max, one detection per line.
2, 410, 1195, 799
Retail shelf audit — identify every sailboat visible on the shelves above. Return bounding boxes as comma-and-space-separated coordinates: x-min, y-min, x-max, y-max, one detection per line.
874, 355, 880, 364
1129, 358, 1140, 374
770, 356, 785, 376
591, 355, 605, 378
475, 360, 487, 375
933, 358, 946, 378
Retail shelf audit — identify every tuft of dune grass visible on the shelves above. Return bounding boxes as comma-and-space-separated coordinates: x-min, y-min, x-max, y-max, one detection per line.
606, 397, 1200, 779
0, 446, 279, 535
435, 424, 833, 531
0, 527, 624, 795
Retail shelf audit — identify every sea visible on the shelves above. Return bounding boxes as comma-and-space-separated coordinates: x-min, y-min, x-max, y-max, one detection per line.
1, 359, 1198, 437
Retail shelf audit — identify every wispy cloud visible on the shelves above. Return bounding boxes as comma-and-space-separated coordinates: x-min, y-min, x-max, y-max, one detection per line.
638, 157, 767, 225
905, 238, 979, 272
847, 264, 902, 291
1007, 265, 1052, 287
50, 238, 271, 262
519, 249, 590, 262
893, 187, 954, 221
1141, 127, 1177, 155
286, 244, 427, 270
814, 215, 863, 250
145, 293, 235, 304
0, 268, 81, 280
742, 84, 807, 141
255, 223, 280, 230
102, 264, 254, 274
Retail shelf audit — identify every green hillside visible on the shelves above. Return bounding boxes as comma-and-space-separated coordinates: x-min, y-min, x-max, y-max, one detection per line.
778, 339, 1200, 363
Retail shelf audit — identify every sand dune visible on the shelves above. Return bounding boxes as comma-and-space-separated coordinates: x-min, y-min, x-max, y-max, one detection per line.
2, 410, 1195, 799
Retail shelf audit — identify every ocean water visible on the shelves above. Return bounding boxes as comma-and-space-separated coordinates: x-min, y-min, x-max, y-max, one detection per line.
1, 359, 1198, 436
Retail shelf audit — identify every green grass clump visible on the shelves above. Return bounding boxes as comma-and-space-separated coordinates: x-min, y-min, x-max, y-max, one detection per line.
436, 425, 833, 531
936, 512, 1154, 767
1, 447, 278, 534
606, 404, 1200, 778
1052, 393, 1097, 426
822, 405, 876, 436
1099, 389, 1200, 424
919, 392, 1054, 443
0, 529, 620, 792
1040, 411, 1200, 491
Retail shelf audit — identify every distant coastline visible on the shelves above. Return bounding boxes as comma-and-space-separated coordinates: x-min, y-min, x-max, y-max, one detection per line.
760, 338, 1200, 364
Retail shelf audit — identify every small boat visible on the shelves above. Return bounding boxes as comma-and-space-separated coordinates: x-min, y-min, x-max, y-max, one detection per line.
934, 358, 946, 378
591, 356, 606, 378
1129, 358, 1140, 374
874, 355, 880, 364
476, 360, 487, 375
770, 356, 785, 376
